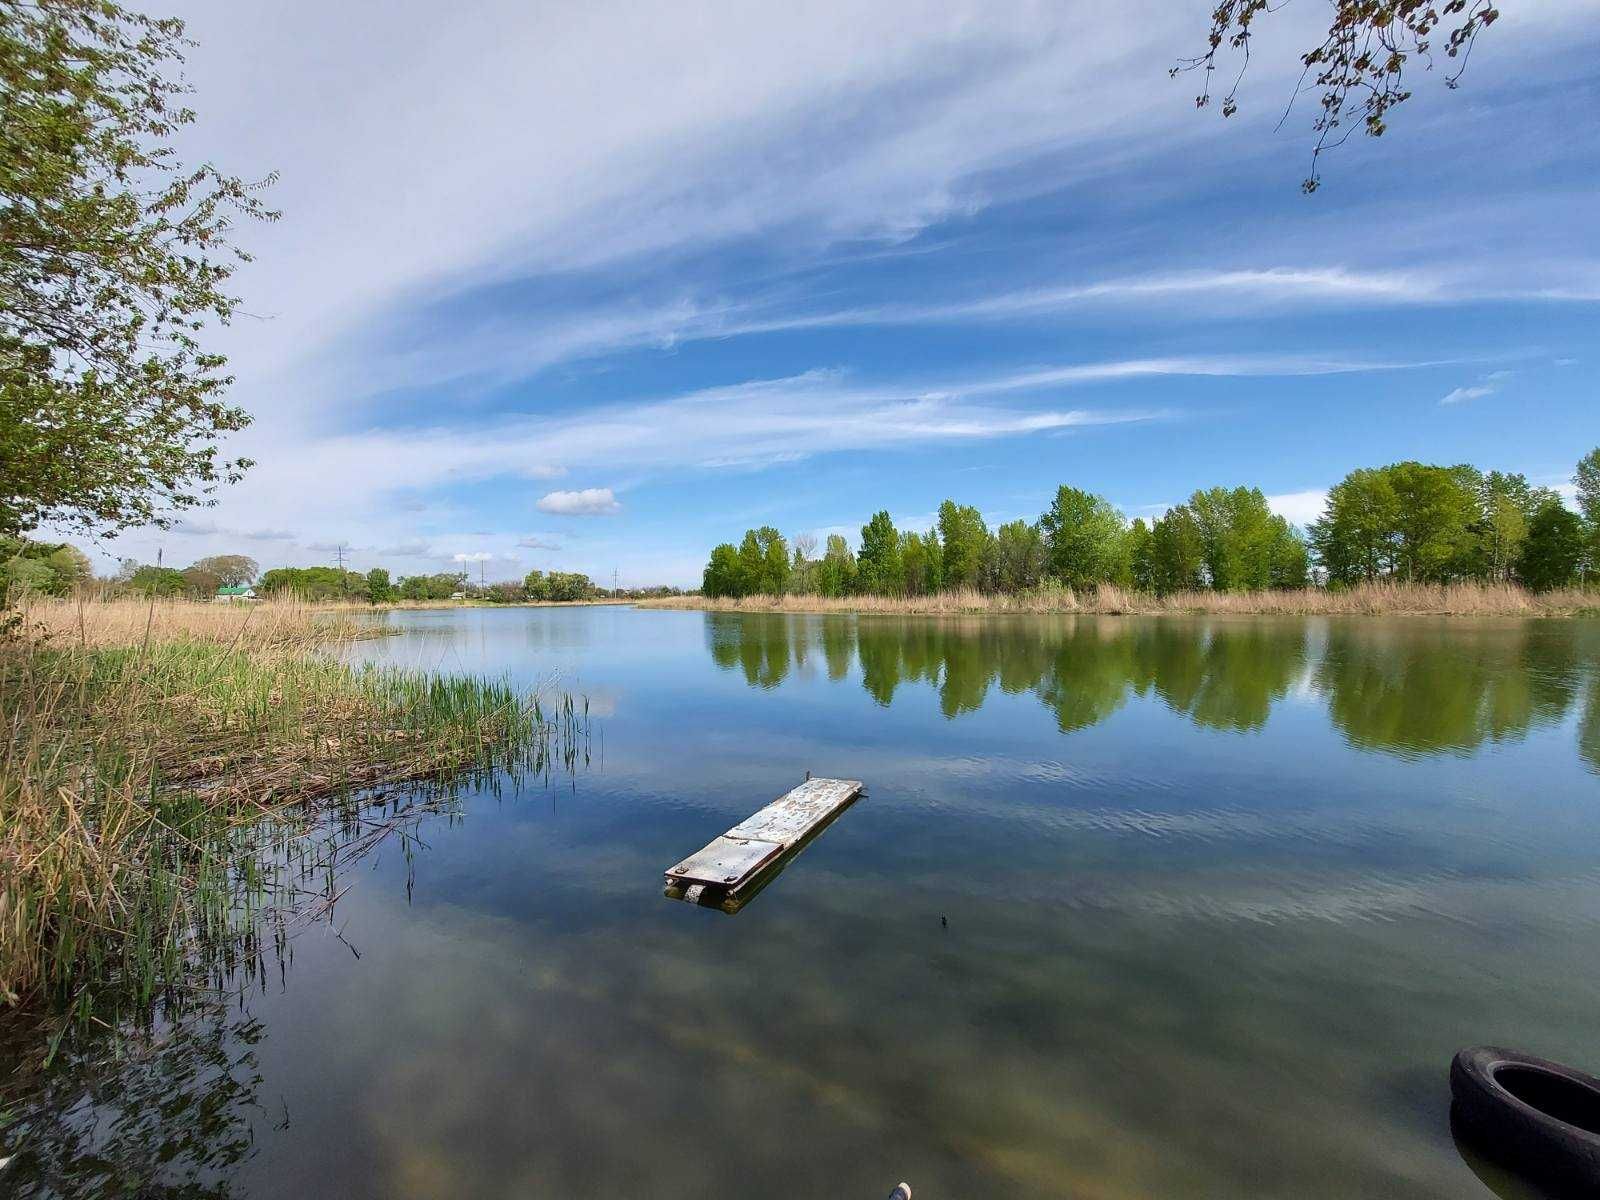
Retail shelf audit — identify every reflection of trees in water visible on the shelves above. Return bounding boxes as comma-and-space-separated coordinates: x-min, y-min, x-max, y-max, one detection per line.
1141, 621, 1309, 733
1316, 623, 1583, 756
706, 613, 793, 689
0, 997, 263, 1198
704, 612, 1600, 761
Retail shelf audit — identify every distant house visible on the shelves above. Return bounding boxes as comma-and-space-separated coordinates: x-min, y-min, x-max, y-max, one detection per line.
449, 591, 467, 601
214, 586, 258, 602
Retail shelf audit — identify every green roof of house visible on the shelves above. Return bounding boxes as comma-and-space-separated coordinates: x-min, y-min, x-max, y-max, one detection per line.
216, 586, 253, 595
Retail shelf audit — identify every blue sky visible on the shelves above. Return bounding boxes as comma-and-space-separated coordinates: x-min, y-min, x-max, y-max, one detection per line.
84, 1, 1599, 586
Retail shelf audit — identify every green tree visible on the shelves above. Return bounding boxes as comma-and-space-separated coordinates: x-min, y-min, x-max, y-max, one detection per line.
1270, 524, 1311, 589
937, 500, 987, 590
731, 527, 788, 595
816, 534, 857, 598
1149, 506, 1205, 594
1186, 486, 1300, 591
1038, 486, 1126, 589
900, 530, 943, 596
1387, 463, 1481, 582
758, 527, 790, 595
856, 512, 903, 595
1471, 472, 1554, 582
256, 565, 367, 600
0, 554, 53, 597
180, 565, 221, 598
1308, 468, 1397, 585
189, 554, 258, 586
543, 571, 595, 601
0, 537, 89, 599
1517, 501, 1584, 592
1576, 448, 1600, 578
128, 564, 185, 596
1310, 462, 1479, 585
701, 543, 745, 598
789, 534, 818, 595
0, 1, 275, 540
1127, 518, 1155, 592
365, 567, 392, 604
0, 538, 92, 599
994, 519, 1046, 592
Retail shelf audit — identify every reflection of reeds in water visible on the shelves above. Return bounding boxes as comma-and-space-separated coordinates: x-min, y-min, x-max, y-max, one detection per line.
647, 580, 1600, 616
0, 597, 589, 1019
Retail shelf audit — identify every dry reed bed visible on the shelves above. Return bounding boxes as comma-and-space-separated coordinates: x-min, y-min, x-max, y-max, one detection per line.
640, 581, 1600, 618
1, 597, 583, 1014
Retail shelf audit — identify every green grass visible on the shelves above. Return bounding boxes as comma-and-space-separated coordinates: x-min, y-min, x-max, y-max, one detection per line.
0, 630, 588, 1023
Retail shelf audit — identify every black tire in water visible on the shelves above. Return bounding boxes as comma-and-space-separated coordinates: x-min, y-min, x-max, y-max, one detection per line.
1451, 1046, 1600, 1196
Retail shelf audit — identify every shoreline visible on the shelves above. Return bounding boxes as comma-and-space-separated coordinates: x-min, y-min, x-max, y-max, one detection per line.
637, 581, 1600, 619
335, 598, 631, 612
2, 597, 585, 1016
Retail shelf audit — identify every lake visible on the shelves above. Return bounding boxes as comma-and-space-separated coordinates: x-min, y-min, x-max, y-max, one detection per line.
7, 606, 1600, 1198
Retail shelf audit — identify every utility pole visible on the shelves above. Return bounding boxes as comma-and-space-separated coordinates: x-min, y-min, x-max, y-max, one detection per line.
334, 543, 349, 598
612, 566, 619, 596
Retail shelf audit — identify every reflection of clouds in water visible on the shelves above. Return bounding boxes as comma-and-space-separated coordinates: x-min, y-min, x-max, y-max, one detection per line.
34, 607, 1593, 1200
272, 853, 1589, 1200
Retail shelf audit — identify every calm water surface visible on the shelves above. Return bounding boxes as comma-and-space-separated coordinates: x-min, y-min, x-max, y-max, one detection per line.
10, 606, 1600, 1199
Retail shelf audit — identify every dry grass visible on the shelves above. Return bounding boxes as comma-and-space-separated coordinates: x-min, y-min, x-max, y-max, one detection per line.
0, 595, 585, 1015
18, 593, 377, 650
640, 580, 1600, 618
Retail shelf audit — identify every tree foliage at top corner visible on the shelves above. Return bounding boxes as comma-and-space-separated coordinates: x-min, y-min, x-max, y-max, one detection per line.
0, 0, 276, 540
1175, 0, 1501, 191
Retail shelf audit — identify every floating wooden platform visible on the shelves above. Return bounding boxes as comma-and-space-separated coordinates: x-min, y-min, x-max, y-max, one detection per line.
665, 777, 863, 913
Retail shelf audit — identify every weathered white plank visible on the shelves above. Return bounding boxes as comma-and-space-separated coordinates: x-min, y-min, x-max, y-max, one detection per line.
665, 777, 862, 897
666, 835, 783, 886
726, 777, 862, 845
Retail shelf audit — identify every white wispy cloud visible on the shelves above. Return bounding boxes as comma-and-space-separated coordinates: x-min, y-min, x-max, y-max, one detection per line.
1440, 369, 1513, 406
536, 488, 622, 516
170, 519, 297, 541
162, 353, 1449, 563
88, 0, 1598, 587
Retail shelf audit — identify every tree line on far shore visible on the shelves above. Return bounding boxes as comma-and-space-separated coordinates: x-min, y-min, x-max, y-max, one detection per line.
0, 545, 681, 606
701, 451, 1600, 599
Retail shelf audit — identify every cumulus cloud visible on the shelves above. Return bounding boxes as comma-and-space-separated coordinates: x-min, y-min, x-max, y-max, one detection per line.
536, 488, 622, 516
1266, 490, 1329, 527
452, 551, 496, 564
